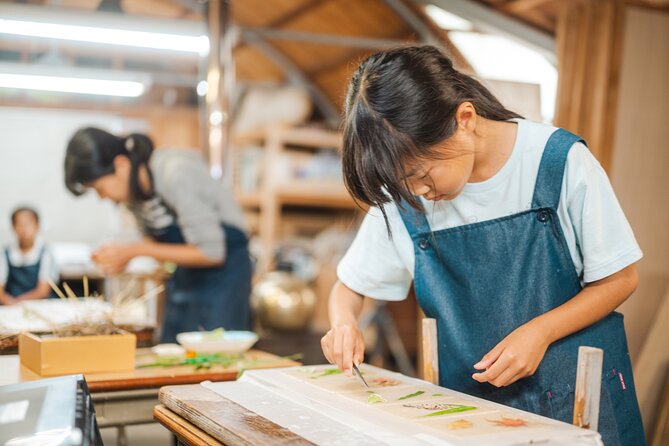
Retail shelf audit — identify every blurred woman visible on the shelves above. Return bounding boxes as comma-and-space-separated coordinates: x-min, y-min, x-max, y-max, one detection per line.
64, 128, 252, 342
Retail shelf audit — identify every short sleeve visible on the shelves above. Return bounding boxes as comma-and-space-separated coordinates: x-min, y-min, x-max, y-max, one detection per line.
155, 154, 226, 261
337, 206, 413, 301
0, 251, 7, 287
38, 248, 60, 283
564, 143, 642, 283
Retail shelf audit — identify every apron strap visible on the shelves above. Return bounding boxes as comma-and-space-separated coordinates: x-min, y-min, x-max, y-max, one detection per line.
397, 200, 431, 238
531, 128, 587, 210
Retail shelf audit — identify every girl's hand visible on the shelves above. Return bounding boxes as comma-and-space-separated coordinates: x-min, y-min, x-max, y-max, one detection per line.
472, 320, 551, 387
92, 244, 135, 276
320, 323, 365, 376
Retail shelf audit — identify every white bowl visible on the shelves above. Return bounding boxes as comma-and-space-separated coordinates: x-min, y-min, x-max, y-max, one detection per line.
151, 343, 185, 357
176, 330, 259, 354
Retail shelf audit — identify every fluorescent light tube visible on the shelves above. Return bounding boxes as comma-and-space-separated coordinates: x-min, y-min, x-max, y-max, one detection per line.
0, 19, 209, 54
0, 4, 208, 55
0, 73, 145, 97
0, 63, 150, 97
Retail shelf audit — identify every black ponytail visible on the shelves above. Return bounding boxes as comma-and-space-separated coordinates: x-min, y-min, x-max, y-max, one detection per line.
124, 133, 154, 202
342, 45, 523, 218
64, 127, 154, 202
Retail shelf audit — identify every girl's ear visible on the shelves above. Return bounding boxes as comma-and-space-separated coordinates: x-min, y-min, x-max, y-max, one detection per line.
455, 102, 477, 132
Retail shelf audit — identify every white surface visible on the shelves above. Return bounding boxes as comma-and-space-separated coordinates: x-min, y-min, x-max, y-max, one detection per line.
202, 365, 602, 446
0, 400, 29, 424
151, 343, 185, 356
176, 330, 258, 354
0, 107, 145, 248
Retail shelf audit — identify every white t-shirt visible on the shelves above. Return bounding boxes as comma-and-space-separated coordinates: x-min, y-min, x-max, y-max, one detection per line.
337, 119, 642, 301
0, 237, 59, 287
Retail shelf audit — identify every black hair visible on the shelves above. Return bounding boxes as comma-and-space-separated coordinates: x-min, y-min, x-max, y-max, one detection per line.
64, 127, 155, 202
342, 45, 522, 224
11, 206, 39, 226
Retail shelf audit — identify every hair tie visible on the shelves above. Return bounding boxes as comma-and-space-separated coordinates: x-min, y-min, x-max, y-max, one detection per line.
125, 136, 134, 152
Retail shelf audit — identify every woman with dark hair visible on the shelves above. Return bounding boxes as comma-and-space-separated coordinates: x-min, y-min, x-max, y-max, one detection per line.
321, 46, 644, 445
64, 128, 252, 342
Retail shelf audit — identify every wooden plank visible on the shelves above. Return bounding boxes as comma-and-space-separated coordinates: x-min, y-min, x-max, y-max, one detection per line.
651, 368, 669, 446
572, 346, 603, 431
421, 318, 439, 385
502, 0, 559, 13
554, 0, 624, 173
159, 384, 315, 446
154, 404, 224, 446
635, 285, 669, 434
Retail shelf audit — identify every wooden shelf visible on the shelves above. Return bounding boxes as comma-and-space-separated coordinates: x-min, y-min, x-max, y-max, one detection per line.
233, 126, 342, 150
276, 181, 355, 208
236, 192, 261, 209
231, 125, 356, 272
270, 127, 342, 149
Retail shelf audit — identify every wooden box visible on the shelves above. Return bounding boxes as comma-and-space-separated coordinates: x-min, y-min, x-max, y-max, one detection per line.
19, 331, 136, 376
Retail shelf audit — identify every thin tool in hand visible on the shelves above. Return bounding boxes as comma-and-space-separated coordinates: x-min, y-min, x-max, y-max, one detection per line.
352, 363, 369, 388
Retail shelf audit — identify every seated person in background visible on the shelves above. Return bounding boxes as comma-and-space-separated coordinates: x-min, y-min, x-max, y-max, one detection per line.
0, 207, 58, 305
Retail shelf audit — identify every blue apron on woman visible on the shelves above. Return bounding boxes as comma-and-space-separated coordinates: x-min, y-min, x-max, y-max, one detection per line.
398, 129, 645, 446
143, 209, 252, 343
4, 248, 44, 299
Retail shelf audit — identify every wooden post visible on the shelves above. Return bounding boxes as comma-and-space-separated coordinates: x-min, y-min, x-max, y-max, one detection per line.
554, 0, 625, 173
573, 346, 604, 431
421, 318, 439, 385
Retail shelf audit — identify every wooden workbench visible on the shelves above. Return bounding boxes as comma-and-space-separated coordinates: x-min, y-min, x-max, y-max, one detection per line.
0, 349, 299, 446
155, 384, 313, 446
0, 348, 297, 390
155, 366, 603, 446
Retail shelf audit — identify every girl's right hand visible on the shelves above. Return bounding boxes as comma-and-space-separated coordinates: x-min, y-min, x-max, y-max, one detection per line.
320, 324, 365, 376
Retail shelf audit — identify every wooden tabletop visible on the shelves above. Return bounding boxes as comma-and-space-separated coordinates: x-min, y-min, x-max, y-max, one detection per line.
0, 349, 299, 392
154, 405, 224, 446
157, 384, 314, 446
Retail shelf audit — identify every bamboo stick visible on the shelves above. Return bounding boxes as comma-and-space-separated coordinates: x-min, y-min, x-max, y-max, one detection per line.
421, 318, 439, 385
62, 282, 78, 300
47, 279, 67, 300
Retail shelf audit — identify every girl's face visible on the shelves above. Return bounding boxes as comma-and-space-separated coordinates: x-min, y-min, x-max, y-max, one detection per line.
404, 128, 476, 202
13, 211, 39, 247
89, 155, 131, 204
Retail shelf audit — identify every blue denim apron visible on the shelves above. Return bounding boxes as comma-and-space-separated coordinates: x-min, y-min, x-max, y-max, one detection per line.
4, 247, 43, 299
146, 220, 252, 343
398, 129, 645, 446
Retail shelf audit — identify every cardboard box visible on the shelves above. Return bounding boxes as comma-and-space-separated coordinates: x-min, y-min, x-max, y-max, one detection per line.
19, 331, 136, 376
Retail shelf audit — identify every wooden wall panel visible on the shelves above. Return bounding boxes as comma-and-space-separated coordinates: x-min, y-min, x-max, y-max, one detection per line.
608, 6, 669, 436
554, 0, 625, 172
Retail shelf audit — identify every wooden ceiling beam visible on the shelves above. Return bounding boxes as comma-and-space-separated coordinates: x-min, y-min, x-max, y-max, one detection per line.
404, 0, 476, 73
266, 0, 325, 28
500, 0, 559, 13
306, 28, 421, 78
383, 0, 443, 46
243, 32, 340, 126
413, 0, 556, 63
241, 28, 408, 49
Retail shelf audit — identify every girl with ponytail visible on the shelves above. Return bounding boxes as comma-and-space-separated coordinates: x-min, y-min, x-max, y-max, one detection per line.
321, 45, 645, 445
64, 127, 251, 342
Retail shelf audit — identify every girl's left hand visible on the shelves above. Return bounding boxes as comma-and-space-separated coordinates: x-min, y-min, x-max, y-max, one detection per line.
92, 244, 135, 276
472, 320, 552, 387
